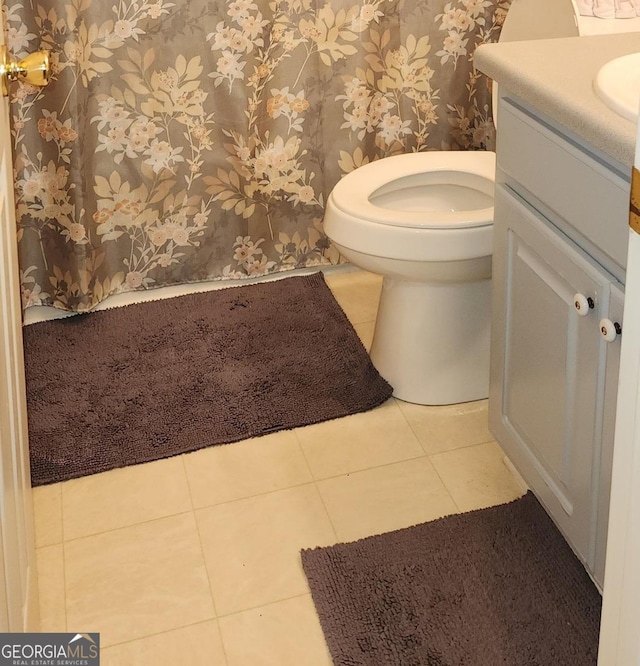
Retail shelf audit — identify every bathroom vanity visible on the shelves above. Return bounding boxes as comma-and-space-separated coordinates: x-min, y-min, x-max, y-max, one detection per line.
476, 33, 639, 588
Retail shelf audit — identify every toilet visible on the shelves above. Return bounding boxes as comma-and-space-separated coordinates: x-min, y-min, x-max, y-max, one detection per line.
323, 0, 587, 405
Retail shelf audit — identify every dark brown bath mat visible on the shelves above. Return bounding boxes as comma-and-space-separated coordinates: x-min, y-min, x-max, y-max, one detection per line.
302, 492, 602, 666
24, 272, 392, 485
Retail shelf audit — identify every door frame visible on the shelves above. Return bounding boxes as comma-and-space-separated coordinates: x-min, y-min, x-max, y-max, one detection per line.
598, 223, 640, 664
0, 14, 39, 632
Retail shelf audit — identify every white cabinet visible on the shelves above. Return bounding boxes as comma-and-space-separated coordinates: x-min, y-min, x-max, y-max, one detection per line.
489, 96, 628, 588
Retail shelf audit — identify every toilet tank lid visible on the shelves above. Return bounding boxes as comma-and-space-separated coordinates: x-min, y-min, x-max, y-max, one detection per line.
492, 0, 580, 129
498, 0, 580, 43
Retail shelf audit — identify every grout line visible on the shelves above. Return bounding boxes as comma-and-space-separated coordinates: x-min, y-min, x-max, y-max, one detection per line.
313, 484, 340, 544
308, 451, 429, 485
57, 484, 65, 546
34, 544, 66, 633
427, 437, 499, 461
97, 618, 225, 657
214, 618, 230, 666
289, 432, 342, 543
179, 454, 197, 512
98, 618, 218, 649
309, 478, 340, 545
59, 509, 196, 545
291, 428, 317, 483
60, 542, 68, 632
427, 458, 463, 515
215, 592, 312, 620
57, 485, 69, 632
192, 479, 318, 513
191, 508, 221, 630
391, 397, 431, 457
213, 618, 230, 666
178, 456, 225, 654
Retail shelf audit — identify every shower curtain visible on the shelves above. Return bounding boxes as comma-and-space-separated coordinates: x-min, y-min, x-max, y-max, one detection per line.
4, 0, 511, 312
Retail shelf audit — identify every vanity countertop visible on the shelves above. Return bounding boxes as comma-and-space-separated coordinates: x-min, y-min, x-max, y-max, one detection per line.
475, 32, 640, 168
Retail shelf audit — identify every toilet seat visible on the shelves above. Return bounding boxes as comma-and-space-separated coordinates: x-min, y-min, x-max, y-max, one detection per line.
329, 151, 496, 230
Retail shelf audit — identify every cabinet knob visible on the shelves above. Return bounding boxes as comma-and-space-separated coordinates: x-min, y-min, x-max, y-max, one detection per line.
573, 293, 595, 316
600, 318, 622, 343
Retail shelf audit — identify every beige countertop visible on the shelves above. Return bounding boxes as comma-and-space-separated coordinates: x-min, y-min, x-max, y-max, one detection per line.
475, 33, 640, 168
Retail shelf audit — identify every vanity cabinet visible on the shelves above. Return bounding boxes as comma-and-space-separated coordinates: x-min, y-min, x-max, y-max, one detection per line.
489, 96, 629, 588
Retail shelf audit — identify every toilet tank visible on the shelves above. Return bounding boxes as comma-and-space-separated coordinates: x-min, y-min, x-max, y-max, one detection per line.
499, 0, 580, 43
492, 0, 580, 128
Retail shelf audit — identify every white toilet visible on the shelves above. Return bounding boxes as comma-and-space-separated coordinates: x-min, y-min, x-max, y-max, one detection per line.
324, 0, 588, 405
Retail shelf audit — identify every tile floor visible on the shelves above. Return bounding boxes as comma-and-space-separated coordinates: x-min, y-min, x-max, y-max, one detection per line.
31, 268, 527, 665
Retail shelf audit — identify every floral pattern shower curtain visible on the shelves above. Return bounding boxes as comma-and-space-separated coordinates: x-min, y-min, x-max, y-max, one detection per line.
4, 0, 511, 312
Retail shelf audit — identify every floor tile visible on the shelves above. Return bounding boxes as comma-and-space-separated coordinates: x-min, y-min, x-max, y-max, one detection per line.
184, 431, 312, 509
324, 270, 382, 325
296, 399, 424, 479
62, 457, 193, 541
36, 544, 66, 632
33, 483, 63, 547
502, 452, 530, 494
65, 513, 214, 648
352, 321, 375, 351
101, 621, 227, 666
430, 441, 526, 512
196, 485, 336, 616
397, 399, 494, 455
219, 595, 332, 666
317, 457, 458, 542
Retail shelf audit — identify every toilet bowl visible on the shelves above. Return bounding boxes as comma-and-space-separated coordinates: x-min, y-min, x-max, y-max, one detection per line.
325, 152, 496, 405
323, 0, 587, 405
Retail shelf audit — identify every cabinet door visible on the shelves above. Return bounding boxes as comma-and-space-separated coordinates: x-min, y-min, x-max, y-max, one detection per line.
490, 186, 617, 564
593, 282, 624, 587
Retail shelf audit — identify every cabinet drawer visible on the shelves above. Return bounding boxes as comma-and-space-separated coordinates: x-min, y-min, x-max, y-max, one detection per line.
497, 99, 629, 272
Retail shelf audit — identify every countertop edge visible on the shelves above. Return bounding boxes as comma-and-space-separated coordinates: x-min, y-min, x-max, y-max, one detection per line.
474, 34, 640, 169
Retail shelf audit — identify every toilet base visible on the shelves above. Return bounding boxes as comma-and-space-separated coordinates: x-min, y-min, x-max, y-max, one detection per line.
370, 277, 491, 405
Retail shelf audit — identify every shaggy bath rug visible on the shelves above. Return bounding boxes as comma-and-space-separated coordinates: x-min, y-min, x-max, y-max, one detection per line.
24, 272, 392, 486
302, 492, 602, 666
